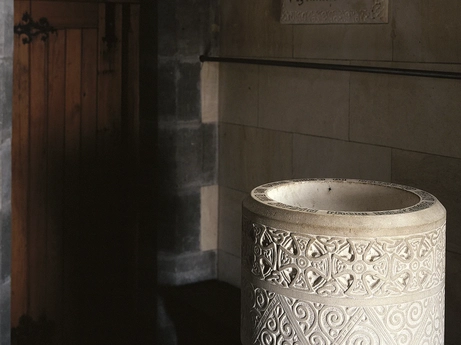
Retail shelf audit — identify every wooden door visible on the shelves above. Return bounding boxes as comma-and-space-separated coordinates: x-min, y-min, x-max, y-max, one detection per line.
12, 2, 139, 344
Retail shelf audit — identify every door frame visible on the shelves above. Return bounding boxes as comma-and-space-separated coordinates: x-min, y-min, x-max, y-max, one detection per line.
6, 0, 157, 344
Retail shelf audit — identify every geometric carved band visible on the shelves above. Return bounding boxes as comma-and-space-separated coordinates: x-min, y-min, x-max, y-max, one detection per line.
242, 219, 446, 300
241, 281, 445, 345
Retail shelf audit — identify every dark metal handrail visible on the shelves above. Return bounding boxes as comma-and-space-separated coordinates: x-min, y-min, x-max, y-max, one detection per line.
199, 55, 461, 80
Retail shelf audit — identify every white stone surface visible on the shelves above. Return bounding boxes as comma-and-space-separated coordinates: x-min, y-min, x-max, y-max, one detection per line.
219, 0, 293, 57
200, 185, 218, 251
392, 149, 461, 254
350, 71, 461, 159
218, 250, 241, 288
242, 179, 446, 345
258, 66, 349, 140
293, 24, 393, 61
201, 62, 219, 123
219, 123, 293, 192
218, 186, 246, 257
293, 135, 392, 181
392, 1, 461, 63
219, 63, 258, 126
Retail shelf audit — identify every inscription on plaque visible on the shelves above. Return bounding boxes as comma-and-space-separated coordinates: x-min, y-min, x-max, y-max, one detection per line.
281, 0, 388, 24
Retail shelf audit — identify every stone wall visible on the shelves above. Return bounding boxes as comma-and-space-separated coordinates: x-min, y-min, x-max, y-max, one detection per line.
217, 1, 461, 343
157, 0, 219, 285
0, 1, 12, 344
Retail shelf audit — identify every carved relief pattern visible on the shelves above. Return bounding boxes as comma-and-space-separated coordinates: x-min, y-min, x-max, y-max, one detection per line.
242, 220, 445, 298
241, 282, 445, 345
281, 0, 388, 24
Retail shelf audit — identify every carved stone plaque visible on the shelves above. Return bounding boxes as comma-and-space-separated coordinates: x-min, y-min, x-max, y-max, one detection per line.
281, 0, 389, 24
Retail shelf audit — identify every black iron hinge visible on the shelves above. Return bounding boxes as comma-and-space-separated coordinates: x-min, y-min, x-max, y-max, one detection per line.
14, 12, 57, 44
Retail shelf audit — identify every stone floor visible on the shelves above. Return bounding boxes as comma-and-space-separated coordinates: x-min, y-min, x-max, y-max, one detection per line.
158, 280, 241, 345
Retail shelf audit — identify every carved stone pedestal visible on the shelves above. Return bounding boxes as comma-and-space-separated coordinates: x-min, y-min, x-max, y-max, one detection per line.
241, 179, 446, 345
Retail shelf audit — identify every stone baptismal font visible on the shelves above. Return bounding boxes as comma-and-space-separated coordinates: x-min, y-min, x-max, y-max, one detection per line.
241, 179, 446, 345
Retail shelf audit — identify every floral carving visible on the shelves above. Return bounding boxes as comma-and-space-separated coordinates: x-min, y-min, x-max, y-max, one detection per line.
243, 220, 446, 298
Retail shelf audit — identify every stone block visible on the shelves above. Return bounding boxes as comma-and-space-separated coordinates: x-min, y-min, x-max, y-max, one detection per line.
350, 71, 461, 159
1, 204, 11, 282
259, 66, 349, 140
392, 1, 461, 63
157, 127, 178, 190
177, 62, 201, 122
158, 123, 205, 190
219, 63, 258, 127
0, 274, 10, 344
218, 250, 241, 288
219, 186, 246, 257
201, 122, 217, 185
1, 139, 11, 204
139, 119, 157, 185
201, 185, 218, 251
158, 0, 217, 58
392, 149, 461, 254
157, 61, 176, 120
293, 23, 392, 61
201, 62, 219, 123
158, 121, 216, 191
0, 58, 12, 141
219, 123, 293, 193
219, 0, 292, 57
158, 0, 177, 57
0, 0, 14, 58
157, 250, 217, 285
176, 0, 212, 57
293, 135, 391, 181
158, 188, 201, 253
445, 251, 461, 344
172, 189, 201, 253
1, 2, 14, 340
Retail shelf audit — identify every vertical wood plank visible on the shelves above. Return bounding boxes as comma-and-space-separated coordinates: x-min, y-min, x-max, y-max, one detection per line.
12, 0, 30, 327
28, 37, 48, 321
126, 4, 140, 156
98, 3, 122, 162
122, 4, 140, 336
81, 29, 98, 174
79, 28, 99, 341
80, 27, 98, 233
62, 28, 82, 345
46, 30, 66, 343
127, 6, 142, 340
95, 5, 126, 343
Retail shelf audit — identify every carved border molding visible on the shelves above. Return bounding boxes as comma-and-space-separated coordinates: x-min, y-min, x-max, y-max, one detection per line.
251, 179, 436, 216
